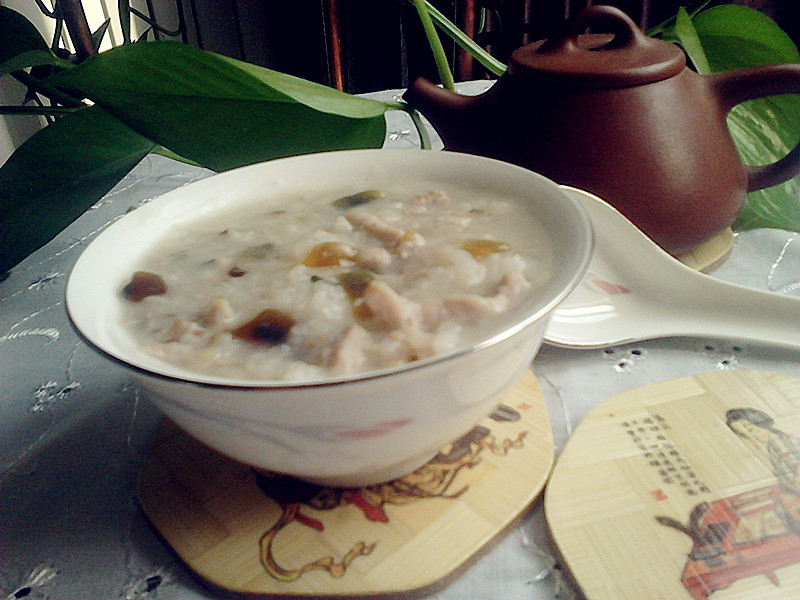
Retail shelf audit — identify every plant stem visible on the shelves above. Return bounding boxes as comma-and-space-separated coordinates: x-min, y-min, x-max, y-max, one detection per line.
407, 106, 432, 150
11, 71, 85, 108
60, 0, 97, 60
410, 0, 455, 91
381, 100, 433, 150
119, 0, 133, 44
0, 106, 80, 116
422, 1, 506, 77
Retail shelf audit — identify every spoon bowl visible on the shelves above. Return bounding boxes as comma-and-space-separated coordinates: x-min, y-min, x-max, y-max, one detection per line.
544, 187, 800, 350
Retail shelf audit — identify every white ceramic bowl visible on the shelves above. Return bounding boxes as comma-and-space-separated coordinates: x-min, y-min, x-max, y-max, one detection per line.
66, 150, 592, 487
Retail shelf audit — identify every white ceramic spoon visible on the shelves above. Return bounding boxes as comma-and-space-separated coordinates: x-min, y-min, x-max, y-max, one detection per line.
544, 187, 800, 350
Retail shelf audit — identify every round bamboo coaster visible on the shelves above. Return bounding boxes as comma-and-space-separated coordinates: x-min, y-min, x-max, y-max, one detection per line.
137, 370, 553, 598
546, 370, 800, 600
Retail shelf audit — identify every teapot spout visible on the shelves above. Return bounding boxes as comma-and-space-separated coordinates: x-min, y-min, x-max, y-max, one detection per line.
404, 77, 500, 154
403, 77, 476, 112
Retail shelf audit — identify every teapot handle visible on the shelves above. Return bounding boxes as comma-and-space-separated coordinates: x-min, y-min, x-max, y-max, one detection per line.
710, 64, 800, 191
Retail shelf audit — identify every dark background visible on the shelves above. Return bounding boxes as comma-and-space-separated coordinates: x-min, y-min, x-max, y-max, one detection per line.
151, 1, 800, 94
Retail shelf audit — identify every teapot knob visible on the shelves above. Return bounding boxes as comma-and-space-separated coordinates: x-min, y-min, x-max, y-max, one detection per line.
538, 4, 648, 55
509, 5, 685, 87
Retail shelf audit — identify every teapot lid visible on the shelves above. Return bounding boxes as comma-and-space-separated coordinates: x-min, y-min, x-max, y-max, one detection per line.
510, 5, 685, 89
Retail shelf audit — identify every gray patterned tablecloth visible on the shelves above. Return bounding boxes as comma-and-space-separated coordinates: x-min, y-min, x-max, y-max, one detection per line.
2, 84, 799, 600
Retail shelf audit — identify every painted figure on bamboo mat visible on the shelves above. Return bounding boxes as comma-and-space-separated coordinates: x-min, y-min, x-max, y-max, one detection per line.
657, 407, 800, 600
255, 404, 527, 583
727, 408, 800, 496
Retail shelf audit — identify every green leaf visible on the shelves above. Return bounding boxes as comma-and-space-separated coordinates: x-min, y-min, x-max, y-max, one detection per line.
91, 18, 111, 52
49, 42, 388, 171
693, 5, 799, 70
672, 8, 710, 74
646, 1, 712, 40
734, 180, 800, 231
0, 107, 156, 274
727, 102, 800, 231
215, 54, 389, 117
692, 5, 800, 232
0, 7, 72, 76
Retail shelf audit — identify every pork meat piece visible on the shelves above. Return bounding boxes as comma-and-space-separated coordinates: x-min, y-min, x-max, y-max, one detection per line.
166, 318, 207, 344
356, 246, 392, 272
422, 271, 531, 328
325, 324, 370, 374
363, 279, 424, 331
197, 297, 235, 328
346, 210, 424, 256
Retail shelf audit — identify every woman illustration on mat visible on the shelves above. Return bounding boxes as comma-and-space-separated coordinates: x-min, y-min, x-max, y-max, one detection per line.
655, 407, 800, 599
725, 408, 800, 542
726, 408, 800, 494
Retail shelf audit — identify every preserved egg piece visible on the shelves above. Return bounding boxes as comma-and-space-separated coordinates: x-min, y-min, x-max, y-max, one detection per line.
331, 190, 382, 210
232, 309, 296, 345
461, 239, 510, 258
122, 271, 168, 302
336, 268, 374, 300
337, 269, 375, 323
303, 242, 358, 267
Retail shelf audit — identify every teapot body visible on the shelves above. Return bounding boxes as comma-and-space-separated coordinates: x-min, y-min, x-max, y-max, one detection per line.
409, 69, 746, 255
403, 5, 800, 255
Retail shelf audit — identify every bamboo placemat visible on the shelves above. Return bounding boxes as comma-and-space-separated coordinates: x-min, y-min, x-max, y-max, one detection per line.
546, 370, 800, 600
137, 369, 553, 597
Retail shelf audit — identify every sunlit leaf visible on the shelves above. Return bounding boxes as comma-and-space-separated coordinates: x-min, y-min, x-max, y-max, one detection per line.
672, 8, 710, 73
0, 107, 155, 274
49, 42, 389, 171
658, 6, 800, 232
215, 53, 388, 117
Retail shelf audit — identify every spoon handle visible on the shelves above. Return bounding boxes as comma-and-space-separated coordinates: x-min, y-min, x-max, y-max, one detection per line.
661, 277, 800, 351
549, 187, 800, 351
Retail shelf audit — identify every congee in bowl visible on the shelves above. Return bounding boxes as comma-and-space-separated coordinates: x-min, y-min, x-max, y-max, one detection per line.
120, 184, 552, 382
66, 150, 592, 486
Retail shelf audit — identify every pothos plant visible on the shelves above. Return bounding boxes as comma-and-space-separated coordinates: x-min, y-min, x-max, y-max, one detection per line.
0, 0, 798, 276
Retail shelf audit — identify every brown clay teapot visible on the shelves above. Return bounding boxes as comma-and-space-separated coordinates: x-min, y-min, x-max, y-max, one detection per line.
403, 5, 800, 255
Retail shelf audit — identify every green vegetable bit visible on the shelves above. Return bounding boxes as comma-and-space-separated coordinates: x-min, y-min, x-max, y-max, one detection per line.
331, 190, 383, 210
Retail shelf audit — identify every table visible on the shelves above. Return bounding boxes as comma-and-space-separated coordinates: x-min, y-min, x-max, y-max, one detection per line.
2, 83, 799, 600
